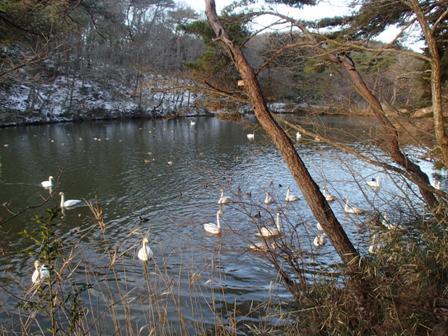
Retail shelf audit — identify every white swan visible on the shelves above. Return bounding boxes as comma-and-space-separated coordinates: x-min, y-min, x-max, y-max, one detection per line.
203, 210, 222, 235
256, 212, 282, 237
190, 121, 196, 126
246, 132, 255, 141
381, 213, 404, 230
41, 176, 54, 188
323, 187, 335, 202
296, 131, 302, 141
313, 233, 326, 247
217, 189, 232, 205
367, 176, 381, 189
32, 260, 50, 284
59, 192, 82, 209
264, 192, 274, 205
137, 237, 153, 261
343, 198, 364, 215
248, 241, 273, 252
285, 187, 299, 202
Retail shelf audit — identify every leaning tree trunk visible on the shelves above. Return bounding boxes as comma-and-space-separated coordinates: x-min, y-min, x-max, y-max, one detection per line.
330, 54, 438, 209
204, 0, 359, 265
408, 0, 448, 168
264, 12, 439, 210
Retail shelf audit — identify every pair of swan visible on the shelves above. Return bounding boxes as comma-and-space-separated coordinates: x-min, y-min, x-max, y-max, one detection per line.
343, 198, 365, 215
138, 237, 154, 261
218, 189, 232, 205
40, 179, 82, 209
32, 260, 50, 284
203, 209, 223, 235
256, 212, 282, 238
249, 213, 282, 251
41, 176, 54, 188
247, 132, 255, 141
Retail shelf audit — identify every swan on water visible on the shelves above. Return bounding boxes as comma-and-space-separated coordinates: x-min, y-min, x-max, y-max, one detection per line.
138, 237, 153, 261
381, 213, 404, 230
256, 212, 282, 238
316, 222, 323, 231
204, 209, 223, 235
264, 192, 274, 205
32, 260, 50, 284
59, 192, 82, 209
322, 187, 335, 202
41, 176, 54, 188
313, 233, 326, 247
367, 176, 381, 189
218, 189, 232, 205
248, 241, 274, 252
246, 132, 255, 141
190, 121, 196, 126
343, 198, 365, 215
285, 187, 299, 202
296, 131, 302, 141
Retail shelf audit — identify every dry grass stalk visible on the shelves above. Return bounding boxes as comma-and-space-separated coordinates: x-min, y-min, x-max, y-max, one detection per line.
85, 199, 106, 231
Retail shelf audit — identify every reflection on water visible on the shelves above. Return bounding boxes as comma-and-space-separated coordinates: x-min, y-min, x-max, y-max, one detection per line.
0, 116, 439, 331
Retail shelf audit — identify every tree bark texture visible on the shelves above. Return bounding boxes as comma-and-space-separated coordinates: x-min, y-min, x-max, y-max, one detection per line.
204, 0, 359, 265
408, 0, 448, 168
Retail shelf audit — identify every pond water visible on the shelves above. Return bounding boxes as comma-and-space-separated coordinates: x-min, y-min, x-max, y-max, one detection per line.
0, 116, 437, 333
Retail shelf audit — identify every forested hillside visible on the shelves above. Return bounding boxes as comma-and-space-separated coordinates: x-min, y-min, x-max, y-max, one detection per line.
0, 0, 207, 125
0, 0, 444, 125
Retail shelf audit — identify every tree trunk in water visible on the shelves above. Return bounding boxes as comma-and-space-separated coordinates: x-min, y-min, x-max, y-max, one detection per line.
204, 0, 359, 265
408, 0, 448, 167
330, 54, 438, 209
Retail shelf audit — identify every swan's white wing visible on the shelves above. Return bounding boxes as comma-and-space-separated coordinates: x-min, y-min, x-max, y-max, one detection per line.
64, 199, 82, 207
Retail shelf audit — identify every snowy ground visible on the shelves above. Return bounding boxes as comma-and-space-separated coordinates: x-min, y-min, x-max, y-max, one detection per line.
0, 73, 209, 126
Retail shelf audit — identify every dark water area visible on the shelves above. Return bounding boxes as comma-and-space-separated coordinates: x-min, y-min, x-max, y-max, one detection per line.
0, 116, 438, 332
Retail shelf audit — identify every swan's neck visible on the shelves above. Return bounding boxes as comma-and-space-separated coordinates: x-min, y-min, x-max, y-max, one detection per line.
216, 212, 221, 228
220, 190, 224, 198
276, 214, 281, 231
286, 189, 290, 197
60, 194, 65, 208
